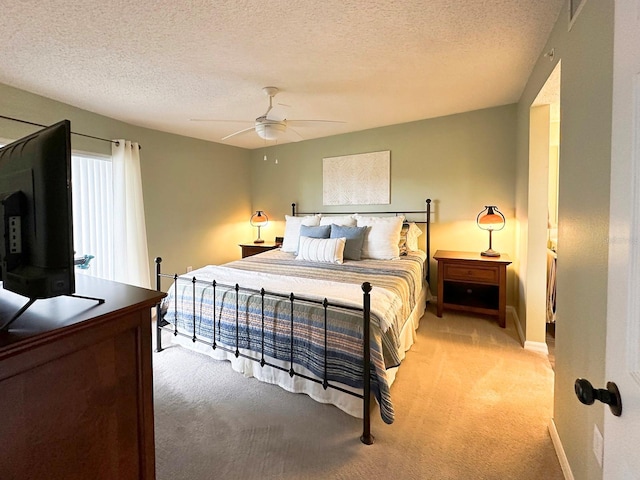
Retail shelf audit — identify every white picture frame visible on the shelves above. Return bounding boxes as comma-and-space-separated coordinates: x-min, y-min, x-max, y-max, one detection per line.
322, 151, 390, 205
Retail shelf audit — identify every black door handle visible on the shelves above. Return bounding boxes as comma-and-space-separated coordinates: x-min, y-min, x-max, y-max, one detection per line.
574, 378, 622, 416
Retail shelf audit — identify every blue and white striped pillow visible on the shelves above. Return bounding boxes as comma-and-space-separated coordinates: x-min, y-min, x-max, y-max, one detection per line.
296, 236, 346, 264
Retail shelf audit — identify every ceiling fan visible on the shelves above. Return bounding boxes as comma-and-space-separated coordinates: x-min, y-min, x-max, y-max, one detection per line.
191, 87, 344, 142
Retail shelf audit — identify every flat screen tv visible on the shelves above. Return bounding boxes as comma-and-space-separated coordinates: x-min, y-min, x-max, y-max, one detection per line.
0, 120, 75, 308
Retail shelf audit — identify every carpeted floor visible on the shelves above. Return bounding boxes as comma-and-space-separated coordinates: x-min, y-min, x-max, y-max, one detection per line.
152, 305, 563, 480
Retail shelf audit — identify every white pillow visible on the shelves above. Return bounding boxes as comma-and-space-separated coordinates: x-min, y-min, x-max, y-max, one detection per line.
319, 215, 356, 227
355, 215, 405, 259
406, 222, 423, 251
296, 236, 345, 264
281, 215, 321, 253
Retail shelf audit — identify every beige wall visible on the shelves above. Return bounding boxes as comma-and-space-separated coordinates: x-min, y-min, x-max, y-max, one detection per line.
515, 1, 614, 479
0, 82, 253, 280
249, 105, 518, 295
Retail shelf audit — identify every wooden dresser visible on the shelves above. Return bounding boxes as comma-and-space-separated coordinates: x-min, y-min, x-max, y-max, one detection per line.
0, 275, 165, 480
434, 250, 512, 327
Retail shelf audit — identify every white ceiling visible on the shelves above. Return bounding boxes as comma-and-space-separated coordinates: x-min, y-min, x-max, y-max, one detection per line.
0, 0, 564, 150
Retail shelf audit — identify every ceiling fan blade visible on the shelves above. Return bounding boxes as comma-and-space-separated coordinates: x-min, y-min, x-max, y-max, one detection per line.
190, 118, 252, 123
286, 119, 347, 125
221, 126, 257, 141
286, 126, 305, 141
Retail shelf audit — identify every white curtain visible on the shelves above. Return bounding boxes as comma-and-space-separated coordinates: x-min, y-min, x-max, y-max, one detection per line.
112, 140, 150, 289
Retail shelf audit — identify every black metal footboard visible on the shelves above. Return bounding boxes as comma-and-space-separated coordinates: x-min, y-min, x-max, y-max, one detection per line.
154, 257, 375, 445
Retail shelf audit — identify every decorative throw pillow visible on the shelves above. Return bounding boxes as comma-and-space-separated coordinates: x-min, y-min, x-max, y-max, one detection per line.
298, 224, 331, 254
330, 224, 367, 260
319, 215, 357, 227
299, 224, 331, 239
296, 236, 346, 264
406, 222, 422, 251
398, 222, 423, 254
355, 215, 404, 260
399, 223, 410, 256
281, 215, 321, 253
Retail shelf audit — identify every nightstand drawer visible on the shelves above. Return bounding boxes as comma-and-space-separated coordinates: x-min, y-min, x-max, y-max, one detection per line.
443, 264, 499, 284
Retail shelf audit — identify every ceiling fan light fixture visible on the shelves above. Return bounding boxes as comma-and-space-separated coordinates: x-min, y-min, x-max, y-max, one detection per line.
255, 120, 286, 140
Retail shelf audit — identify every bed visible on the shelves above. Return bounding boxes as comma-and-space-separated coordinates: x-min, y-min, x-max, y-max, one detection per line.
155, 200, 432, 444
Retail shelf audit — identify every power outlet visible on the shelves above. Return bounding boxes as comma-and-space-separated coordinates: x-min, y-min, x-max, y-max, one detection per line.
593, 424, 604, 467
186, 266, 193, 273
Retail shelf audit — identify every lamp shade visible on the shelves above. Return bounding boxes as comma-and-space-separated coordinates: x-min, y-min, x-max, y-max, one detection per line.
476, 206, 505, 257
476, 206, 505, 231
250, 210, 268, 227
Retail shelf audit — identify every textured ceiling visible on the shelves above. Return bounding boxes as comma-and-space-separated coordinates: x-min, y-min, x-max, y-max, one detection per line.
0, 0, 564, 149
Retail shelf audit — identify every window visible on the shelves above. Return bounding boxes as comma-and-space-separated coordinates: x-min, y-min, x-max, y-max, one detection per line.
71, 152, 115, 281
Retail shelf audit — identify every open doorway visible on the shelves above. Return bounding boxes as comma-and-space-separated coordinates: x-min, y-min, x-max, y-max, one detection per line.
527, 62, 561, 366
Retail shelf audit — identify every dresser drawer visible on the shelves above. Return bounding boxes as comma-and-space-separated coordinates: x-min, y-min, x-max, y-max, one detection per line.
443, 263, 499, 284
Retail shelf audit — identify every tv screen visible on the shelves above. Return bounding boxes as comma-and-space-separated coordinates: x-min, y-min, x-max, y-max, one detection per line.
0, 120, 75, 300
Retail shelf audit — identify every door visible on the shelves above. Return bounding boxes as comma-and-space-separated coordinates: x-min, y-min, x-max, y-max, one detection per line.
603, 0, 640, 477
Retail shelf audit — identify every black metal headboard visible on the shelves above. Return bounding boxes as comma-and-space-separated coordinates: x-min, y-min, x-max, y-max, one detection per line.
292, 199, 432, 285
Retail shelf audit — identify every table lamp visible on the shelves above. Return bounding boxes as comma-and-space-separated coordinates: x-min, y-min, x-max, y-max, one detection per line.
250, 210, 268, 244
476, 206, 505, 257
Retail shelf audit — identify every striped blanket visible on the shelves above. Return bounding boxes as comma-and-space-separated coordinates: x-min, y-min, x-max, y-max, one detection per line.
160, 249, 426, 424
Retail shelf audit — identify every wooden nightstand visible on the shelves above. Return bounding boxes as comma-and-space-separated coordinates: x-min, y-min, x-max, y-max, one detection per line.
239, 242, 279, 258
434, 250, 512, 327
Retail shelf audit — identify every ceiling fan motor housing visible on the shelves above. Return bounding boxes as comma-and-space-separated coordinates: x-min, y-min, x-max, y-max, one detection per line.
255, 119, 286, 140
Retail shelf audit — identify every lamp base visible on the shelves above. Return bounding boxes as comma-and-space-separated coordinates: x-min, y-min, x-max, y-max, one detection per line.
254, 239, 265, 244
481, 248, 501, 257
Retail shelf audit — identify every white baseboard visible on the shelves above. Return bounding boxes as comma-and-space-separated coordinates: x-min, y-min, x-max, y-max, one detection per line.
548, 418, 574, 480
524, 339, 549, 354
509, 306, 549, 354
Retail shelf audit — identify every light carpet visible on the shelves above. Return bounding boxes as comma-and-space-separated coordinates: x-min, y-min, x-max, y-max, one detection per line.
152, 305, 563, 480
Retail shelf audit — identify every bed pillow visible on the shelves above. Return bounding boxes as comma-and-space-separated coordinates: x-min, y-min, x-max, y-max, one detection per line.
299, 224, 331, 239
399, 223, 410, 256
296, 236, 346, 264
281, 215, 321, 253
330, 225, 367, 260
406, 222, 423, 251
319, 215, 357, 227
399, 222, 423, 254
355, 215, 405, 259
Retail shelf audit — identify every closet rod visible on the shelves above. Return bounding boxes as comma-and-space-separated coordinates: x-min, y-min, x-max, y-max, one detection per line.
0, 114, 141, 149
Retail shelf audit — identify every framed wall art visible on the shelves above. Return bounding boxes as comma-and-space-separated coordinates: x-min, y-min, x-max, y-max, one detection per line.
322, 150, 390, 205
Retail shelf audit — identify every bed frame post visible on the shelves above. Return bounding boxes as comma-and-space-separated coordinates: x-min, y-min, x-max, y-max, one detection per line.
155, 257, 163, 353
360, 281, 374, 445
